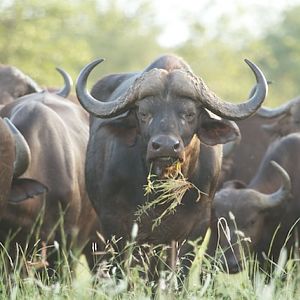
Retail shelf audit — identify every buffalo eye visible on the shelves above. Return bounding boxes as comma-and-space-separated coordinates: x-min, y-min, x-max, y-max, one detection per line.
182, 111, 196, 122
138, 111, 151, 123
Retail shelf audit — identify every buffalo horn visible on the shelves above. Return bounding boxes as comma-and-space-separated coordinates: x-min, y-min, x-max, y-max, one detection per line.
190, 59, 268, 120
258, 161, 291, 208
76, 59, 147, 118
248, 80, 272, 98
55, 67, 73, 98
257, 96, 300, 118
4, 118, 31, 178
76, 58, 267, 120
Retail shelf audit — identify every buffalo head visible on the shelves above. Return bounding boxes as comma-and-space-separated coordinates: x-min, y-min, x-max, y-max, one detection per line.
0, 65, 42, 105
214, 161, 291, 273
258, 96, 300, 138
76, 56, 267, 178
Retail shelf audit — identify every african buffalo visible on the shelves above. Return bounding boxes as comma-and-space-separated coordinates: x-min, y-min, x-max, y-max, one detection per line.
75, 54, 267, 279
0, 65, 73, 107
220, 113, 281, 184
220, 94, 300, 185
0, 91, 101, 274
214, 133, 300, 274
0, 65, 42, 105
258, 96, 300, 138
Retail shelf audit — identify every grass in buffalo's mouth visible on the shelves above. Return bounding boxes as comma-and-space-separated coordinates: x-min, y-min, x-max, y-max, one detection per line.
135, 161, 205, 230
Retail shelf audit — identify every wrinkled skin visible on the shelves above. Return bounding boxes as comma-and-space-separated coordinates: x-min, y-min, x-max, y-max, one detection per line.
75, 54, 268, 282
214, 133, 300, 274
0, 93, 101, 274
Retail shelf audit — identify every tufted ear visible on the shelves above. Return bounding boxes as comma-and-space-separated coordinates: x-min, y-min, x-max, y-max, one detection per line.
197, 110, 240, 146
9, 178, 48, 203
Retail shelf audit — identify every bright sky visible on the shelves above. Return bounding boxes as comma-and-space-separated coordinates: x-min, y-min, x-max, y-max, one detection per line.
145, 0, 300, 46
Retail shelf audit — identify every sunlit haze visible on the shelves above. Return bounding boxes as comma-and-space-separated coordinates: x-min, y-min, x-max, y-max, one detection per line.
121, 0, 300, 47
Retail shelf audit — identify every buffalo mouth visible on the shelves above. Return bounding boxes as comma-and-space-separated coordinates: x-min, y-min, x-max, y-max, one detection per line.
149, 156, 184, 178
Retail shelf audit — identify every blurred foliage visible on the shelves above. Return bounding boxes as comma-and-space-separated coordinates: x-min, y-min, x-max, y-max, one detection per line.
176, 4, 300, 106
257, 6, 300, 105
1, 0, 300, 106
0, 0, 163, 89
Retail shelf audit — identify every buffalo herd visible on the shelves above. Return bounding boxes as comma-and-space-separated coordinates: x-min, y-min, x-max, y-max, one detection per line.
0, 54, 299, 283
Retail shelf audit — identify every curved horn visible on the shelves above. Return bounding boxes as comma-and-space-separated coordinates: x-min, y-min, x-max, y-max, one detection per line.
76, 59, 143, 118
248, 80, 272, 98
258, 161, 291, 208
191, 59, 268, 121
257, 96, 300, 118
55, 67, 73, 98
0, 118, 15, 205
4, 118, 31, 178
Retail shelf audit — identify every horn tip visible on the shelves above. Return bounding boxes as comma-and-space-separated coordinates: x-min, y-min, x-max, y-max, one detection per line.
270, 160, 291, 186
244, 58, 253, 67
270, 160, 280, 169
93, 58, 105, 65
80, 58, 105, 74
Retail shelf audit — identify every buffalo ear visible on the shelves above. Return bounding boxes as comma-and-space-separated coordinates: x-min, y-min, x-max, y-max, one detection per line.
106, 110, 138, 146
197, 110, 240, 146
9, 178, 48, 203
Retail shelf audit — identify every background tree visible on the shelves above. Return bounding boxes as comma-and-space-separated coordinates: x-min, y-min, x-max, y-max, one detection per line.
1, 0, 300, 107
0, 0, 163, 88
254, 5, 300, 105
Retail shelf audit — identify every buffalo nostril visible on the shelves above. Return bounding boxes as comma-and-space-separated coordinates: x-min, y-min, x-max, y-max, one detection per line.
152, 141, 160, 150
173, 141, 180, 151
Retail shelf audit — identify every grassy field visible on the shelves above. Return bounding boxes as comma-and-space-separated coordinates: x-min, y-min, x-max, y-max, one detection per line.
0, 232, 299, 300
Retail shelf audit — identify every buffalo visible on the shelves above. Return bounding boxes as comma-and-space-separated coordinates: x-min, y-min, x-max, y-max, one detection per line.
258, 96, 300, 138
0, 64, 42, 105
75, 54, 267, 279
0, 64, 73, 107
220, 88, 300, 185
214, 132, 300, 274
0, 90, 101, 275
220, 112, 281, 184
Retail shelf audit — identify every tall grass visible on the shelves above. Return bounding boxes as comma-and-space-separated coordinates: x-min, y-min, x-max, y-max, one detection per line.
1, 233, 299, 299
1, 175, 300, 299
0, 228, 299, 299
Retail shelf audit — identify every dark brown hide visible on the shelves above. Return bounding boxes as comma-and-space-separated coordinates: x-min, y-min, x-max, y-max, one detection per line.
0, 93, 101, 272
75, 55, 267, 281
